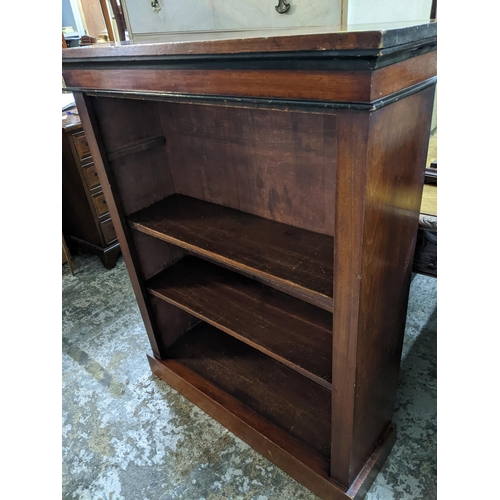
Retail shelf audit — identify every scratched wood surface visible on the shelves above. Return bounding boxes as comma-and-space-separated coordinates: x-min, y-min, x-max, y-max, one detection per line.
159, 102, 337, 236
128, 194, 334, 312
61, 21, 436, 58
146, 255, 333, 389
163, 322, 332, 460
330, 85, 436, 486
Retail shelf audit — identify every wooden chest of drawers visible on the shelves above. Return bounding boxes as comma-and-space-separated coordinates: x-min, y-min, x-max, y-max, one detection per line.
62, 105, 120, 269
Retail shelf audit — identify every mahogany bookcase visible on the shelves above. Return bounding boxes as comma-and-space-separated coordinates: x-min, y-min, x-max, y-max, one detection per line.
62, 21, 436, 500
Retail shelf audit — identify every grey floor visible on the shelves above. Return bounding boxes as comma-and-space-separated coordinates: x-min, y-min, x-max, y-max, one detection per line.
62, 253, 436, 500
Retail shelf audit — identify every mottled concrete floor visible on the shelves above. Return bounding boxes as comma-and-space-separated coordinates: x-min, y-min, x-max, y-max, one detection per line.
62, 253, 436, 500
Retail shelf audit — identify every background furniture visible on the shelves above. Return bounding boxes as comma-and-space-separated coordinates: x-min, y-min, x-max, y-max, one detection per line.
119, 0, 433, 44
62, 21, 436, 500
414, 131, 437, 277
62, 235, 74, 276
62, 0, 127, 47
62, 105, 120, 269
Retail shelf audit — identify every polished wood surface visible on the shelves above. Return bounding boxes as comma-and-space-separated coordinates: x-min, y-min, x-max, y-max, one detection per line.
369, 51, 436, 100
61, 21, 436, 58
66, 22, 437, 499
128, 194, 333, 311
63, 68, 370, 102
146, 256, 333, 388
62, 22, 436, 107
148, 350, 397, 500
160, 103, 337, 236
63, 55, 435, 104
330, 110, 369, 485
332, 88, 434, 484
165, 322, 332, 458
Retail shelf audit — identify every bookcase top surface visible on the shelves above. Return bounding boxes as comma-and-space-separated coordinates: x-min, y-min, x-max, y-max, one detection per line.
62, 20, 436, 61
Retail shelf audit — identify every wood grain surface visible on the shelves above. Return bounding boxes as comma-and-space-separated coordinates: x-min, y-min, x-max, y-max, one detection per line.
63, 56, 435, 104
61, 21, 436, 59
163, 322, 332, 459
351, 89, 433, 480
128, 194, 334, 311
146, 256, 333, 388
159, 102, 337, 236
148, 350, 397, 500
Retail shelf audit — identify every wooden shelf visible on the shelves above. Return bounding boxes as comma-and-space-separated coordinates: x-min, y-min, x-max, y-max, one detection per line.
160, 322, 332, 461
146, 256, 333, 389
128, 194, 334, 312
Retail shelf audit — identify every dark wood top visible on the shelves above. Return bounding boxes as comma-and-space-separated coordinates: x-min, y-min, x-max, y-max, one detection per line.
62, 21, 436, 61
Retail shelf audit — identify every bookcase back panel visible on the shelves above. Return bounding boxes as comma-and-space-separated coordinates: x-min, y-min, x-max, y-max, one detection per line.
130, 229, 187, 281
148, 294, 202, 353
89, 96, 176, 216
159, 102, 337, 236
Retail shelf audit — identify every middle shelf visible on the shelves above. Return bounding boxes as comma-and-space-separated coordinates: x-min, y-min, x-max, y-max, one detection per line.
146, 255, 333, 389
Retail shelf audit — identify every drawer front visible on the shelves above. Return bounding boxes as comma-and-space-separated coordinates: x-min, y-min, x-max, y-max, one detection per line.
100, 218, 117, 244
72, 131, 91, 161
92, 192, 109, 218
126, 0, 339, 35
82, 163, 100, 191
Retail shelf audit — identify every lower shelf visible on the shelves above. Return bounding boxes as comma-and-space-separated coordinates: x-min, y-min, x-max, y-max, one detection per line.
148, 322, 397, 500
162, 322, 332, 460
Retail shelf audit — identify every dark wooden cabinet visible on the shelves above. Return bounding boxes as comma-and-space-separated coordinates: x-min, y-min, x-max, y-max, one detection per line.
62, 108, 120, 269
62, 21, 436, 499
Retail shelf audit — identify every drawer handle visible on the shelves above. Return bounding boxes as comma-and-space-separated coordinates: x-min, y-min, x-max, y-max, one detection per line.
275, 0, 290, 13
151, 0, 161, 13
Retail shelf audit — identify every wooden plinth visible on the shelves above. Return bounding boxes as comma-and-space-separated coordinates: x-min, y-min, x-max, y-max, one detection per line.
148, 351, 396, 500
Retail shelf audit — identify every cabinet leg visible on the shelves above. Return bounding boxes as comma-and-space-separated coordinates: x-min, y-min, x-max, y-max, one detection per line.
99, 246, 121, 269
62, 235, 75, 275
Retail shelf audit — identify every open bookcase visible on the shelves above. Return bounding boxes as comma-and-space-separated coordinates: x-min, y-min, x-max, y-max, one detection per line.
62, 21, 436, 500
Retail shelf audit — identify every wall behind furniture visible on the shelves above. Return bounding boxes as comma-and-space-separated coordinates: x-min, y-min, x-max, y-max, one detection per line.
345, 0, 433, 25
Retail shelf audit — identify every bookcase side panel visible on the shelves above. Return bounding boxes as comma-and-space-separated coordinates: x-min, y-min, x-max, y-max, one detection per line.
331, 85, 435, 486
351, 85, 436, 477
75, 93, 194, 358
330, 110, 371, 487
